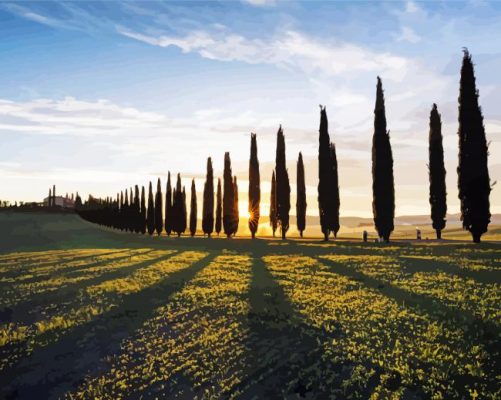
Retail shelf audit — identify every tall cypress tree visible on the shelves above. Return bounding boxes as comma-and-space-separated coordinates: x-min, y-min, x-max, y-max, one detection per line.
154, 178, 163, 236
134, 185, 140, 233
296, 152, 307, 237
48, 188, 52, 207
318, 106, 340, 241
372, 77, 395, 242
119, 191, 124, 231
248, 133, 260, 238
429, 104, 447, 240
275, 126, 290, 239
181, 186, 187, 235
202, 157, 214, 237
190, 179, 197, 237
270, 171, 277, 237
172, 174, 186, 237
124, 188, 130, 232
140, 186, 146, 234
330, 142, 340, 237
146, 182, 155, 235
215, 178, 222, 236
165, 172, 173, 236
458, 50, 491, 243
223, 152, 236, 237
233, 176, 239, 235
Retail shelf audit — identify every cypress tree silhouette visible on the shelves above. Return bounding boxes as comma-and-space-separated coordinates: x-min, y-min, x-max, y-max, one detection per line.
296, 152, 307, 237
317, 106, 340, 241
124, 188, 130, 232
223, 152, 236, 237
248, 133, 260, 238
140, 186, 146, 234
146, 182, 155, 235
429, 104, 447, 240
275, 126, 290, 239
190, 179, 197, 237
330, 142, 340, 237
134, 185, 140, 233
372, 77, 395, 242
48, 188, 52, 207
233, 176, 239, 235
52, 185, 56, 207
165, 172, 173, 236
458, 50, 491, 243
154, 178, 163, 236
172, 174, 186, 237
270, 171, 277, 237
202, 157, 214, 237
181, 186, 187, 235
215, 178, 222, 236
119, 191, 124, 231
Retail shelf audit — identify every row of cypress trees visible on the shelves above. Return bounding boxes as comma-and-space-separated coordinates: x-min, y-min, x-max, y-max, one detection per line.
78, 50, 491, 242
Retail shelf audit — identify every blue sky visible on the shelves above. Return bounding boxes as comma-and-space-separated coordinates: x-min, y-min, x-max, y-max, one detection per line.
0, 0, 500, 219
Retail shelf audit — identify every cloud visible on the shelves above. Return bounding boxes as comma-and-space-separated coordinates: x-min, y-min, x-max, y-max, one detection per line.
117, 27, 411, 80
242, 0, 276, 6
396, 26, 421, 44
405, 1, 420, 13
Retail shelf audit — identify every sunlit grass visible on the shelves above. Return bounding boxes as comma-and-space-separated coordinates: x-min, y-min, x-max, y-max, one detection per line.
68, 253, 252, 399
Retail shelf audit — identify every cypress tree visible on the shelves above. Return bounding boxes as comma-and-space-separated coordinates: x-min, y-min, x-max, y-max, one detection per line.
146, 182, 155, 235
233, 176, 239, 235
275, 126, 290, 239
119, 191, 124, 231
48, 188, 52, 207
172, 174, 186, 237
140, 186, 146, 234
134, 185, 140, 233
202, 158, 214, 237
429, 104, 447, 240
124, 188, 130, 232
181, 186, 187, 235
330, 142, 340, 237
223, 152, 236, 237
165, 172, 173, 236
296, 152, 307, 237
154, 178, 163, 235
248, 133, 260, 238
270, 171, 277, 237
190, 179, 197, 237
372, 77, 395, 242
318, 106, 340, 241
458, 50, 491, 243
215, 178, 222, 236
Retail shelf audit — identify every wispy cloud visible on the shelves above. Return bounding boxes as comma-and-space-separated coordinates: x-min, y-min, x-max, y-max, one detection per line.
117, 27, 411, 81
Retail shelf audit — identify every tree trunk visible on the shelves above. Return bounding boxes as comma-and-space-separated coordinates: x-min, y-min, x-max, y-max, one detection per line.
323, 230, 329, 241
436, 229, 441, 240
472, 232, 481, 243
300, 231, 303, 238
252, 232, 255, 239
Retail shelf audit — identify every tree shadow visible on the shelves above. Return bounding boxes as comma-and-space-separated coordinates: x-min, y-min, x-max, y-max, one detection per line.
8, 250, 177, 325
317, 256, 500, 395
0, 252, 217, 400
235, 253, 383, 398
399, 255, 501, 285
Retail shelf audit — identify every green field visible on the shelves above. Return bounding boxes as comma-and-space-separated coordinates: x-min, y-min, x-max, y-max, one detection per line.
0, 213, 499, 399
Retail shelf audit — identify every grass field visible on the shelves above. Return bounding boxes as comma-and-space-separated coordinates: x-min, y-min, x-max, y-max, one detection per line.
0, 213, 499, 399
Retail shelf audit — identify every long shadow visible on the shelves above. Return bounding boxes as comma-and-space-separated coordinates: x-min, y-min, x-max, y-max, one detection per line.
3, 249, 153, 288
1, 252, 217, 400
0, 248, 125, 278
234, 252, 383, 399
317, 256, 500, 394
8, 250, 178, 325
399, 255, 501, 285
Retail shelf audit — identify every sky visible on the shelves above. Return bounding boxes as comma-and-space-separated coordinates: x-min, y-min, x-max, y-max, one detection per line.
0, 0, 500, 219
